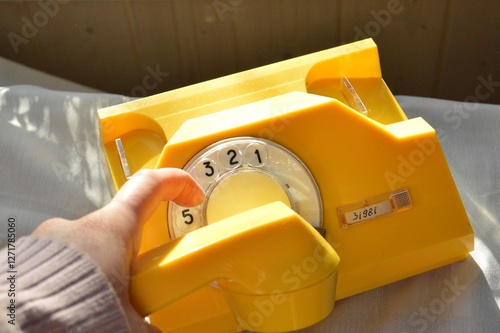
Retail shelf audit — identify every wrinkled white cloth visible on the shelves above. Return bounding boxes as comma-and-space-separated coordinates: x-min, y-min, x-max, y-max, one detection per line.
0, 85, 131, 246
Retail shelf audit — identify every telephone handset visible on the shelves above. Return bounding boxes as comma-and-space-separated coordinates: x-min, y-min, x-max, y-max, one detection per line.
98, 39, 474, 333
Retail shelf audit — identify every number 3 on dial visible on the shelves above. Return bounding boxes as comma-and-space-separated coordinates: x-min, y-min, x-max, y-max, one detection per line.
203, 161, 215, 177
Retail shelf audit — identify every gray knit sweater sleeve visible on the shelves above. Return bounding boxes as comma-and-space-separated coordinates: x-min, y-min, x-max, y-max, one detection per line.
0, 237, 131, 332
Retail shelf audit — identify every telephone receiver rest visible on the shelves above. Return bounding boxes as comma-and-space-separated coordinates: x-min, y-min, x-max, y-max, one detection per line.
130, 201, 340, 332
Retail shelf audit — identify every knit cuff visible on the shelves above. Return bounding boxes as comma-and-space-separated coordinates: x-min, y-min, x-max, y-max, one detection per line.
0, 237, 131, 333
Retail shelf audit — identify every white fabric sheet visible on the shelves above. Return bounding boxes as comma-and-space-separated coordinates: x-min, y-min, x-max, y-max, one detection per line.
0, 85, 130, 244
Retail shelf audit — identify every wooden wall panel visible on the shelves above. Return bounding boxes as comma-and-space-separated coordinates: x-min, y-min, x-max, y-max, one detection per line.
125, 0, 184, 95
0, 0, 141, 94
231, 1, 285, 70
179, 0, 240, 82
0, 1, 43, 71
340, 0, 449, 98
30, 1, 139, 94
268, 0, 340, 57
437, 0, 500, 104
226, 0, 340, 74
0, 0, 499, 103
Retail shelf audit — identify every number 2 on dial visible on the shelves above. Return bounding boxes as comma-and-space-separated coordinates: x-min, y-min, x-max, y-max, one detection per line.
227, 149, 239, 165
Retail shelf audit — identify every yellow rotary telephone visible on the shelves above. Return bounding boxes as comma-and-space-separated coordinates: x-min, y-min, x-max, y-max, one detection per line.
98, 39, 474, 333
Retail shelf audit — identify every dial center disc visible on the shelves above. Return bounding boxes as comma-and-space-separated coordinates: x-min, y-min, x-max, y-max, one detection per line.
205, 170, 292, 224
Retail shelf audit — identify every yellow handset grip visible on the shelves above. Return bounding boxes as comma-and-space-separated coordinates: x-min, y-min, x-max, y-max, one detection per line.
130, 201, 340, 332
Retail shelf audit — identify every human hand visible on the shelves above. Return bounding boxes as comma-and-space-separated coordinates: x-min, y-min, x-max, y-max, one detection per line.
33, 168, 205, 333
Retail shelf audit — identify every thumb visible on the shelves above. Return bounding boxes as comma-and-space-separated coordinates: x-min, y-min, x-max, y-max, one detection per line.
103, 168, 204, 239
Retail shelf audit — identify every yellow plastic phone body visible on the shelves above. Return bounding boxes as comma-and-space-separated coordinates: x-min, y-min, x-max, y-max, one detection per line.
97, 39, 474, 333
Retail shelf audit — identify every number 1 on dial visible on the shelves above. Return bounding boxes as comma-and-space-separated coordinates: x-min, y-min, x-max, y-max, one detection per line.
244, 143, 268, 167
254, 149, 262, 164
